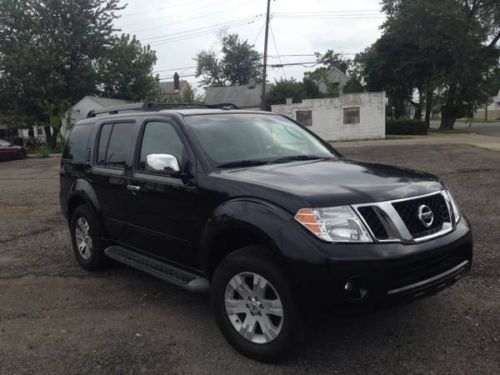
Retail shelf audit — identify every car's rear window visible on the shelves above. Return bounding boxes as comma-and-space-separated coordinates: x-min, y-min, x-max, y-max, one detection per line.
63, 124, 92, 162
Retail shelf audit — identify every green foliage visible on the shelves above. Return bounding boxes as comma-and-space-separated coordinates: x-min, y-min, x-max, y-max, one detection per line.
315, 50, 351, 74
264, 78, 324, 108
195, 34, 262, 88
158, 85, 197, 104
357, 0, 500, 129
343, 78, 364, 94
96, 34, 160, 101
0, 0, 159, 146
37, 146, 51, 158
386, 120, 428, 135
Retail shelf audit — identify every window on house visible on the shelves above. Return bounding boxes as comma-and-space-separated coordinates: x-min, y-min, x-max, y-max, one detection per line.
37, 127, 44, 136
296, 110, 313, 127
343, 107, 360, 125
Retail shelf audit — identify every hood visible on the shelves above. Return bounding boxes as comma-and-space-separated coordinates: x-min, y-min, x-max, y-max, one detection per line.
213, 159, 443, 209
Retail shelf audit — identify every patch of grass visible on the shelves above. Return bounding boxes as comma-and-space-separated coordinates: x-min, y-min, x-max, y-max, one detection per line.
36, 146, 51, 158
429, 128, 474, 134
456, 118, 500, 123
385, 135, 418, 140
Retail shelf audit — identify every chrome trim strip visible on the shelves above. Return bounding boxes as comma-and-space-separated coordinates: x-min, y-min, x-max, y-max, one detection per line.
387, 260, 469, 295
352, 189, 454, 244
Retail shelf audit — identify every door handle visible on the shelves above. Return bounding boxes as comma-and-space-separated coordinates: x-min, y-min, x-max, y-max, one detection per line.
127, 184, 141, 192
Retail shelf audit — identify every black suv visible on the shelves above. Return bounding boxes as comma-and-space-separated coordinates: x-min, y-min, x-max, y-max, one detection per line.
60, 103, 472, 362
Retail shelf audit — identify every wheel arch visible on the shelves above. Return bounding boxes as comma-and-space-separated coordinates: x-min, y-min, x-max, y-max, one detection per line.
199, 199, 292, 278
67, 179, 102, 224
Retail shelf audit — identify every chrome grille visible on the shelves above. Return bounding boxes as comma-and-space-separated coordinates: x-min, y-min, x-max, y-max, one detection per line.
355, 191, 454, 243
392, 193, 450, 239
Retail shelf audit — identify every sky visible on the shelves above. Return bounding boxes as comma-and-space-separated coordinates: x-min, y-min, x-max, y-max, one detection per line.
113, 0, 387, 90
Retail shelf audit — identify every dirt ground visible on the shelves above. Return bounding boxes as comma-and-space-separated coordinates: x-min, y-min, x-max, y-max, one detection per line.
1, 144, 499, 374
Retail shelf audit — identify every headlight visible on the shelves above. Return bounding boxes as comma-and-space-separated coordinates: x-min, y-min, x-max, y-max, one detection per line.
445, 190, 461, 224
295, 206, 373, 243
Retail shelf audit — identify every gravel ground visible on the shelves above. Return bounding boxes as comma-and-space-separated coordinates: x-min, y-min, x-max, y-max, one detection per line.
0, 144, 499, 374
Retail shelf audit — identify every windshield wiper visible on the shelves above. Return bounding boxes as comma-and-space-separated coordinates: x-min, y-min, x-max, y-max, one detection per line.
217, 159, 269, 169
267, 155, 333, 165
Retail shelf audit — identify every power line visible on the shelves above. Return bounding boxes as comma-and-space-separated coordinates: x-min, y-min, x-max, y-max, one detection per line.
135, 2, 257, 41
252, 20, 266, 45
269, 23, 286, 79
158, 73, 197, 81
148, 16, 262, 46
120, 0, 229, 28
118, 0, 210, 18
154, 66, 196, 74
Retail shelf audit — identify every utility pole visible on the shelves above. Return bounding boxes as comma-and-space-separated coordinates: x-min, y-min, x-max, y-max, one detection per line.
260, 0, 271, 110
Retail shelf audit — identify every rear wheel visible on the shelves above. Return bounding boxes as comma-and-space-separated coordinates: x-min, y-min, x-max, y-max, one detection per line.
70, 205, 108, 270
211, 246, 301, 362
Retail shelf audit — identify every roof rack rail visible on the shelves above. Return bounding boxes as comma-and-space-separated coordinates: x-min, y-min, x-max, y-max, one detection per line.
86, 101, 239, 118
87, 102, 159, 118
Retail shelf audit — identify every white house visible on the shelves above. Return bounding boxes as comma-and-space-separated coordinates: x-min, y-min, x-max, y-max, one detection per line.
204, 81, 272, 110
271, 92, 386, 142
473, 88, 500, 120
60, 96, 132, 138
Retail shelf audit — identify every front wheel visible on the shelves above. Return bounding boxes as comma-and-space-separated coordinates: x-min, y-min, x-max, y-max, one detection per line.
211, 246, 301, 362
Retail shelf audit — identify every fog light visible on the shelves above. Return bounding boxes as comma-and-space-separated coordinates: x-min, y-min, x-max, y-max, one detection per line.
344, 277, 368, 302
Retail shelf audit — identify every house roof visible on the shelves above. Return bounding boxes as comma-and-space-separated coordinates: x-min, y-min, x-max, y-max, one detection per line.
86, 96, 131, 107
204, 83, 272, 108
159, 80, 190, 95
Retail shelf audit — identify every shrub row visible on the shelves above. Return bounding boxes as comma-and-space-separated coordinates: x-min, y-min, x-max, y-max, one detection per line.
386, 119, 428, 135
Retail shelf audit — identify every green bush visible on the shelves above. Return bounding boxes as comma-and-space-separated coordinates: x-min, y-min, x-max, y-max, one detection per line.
386, 119, 428, 135
37, 146, 51, 158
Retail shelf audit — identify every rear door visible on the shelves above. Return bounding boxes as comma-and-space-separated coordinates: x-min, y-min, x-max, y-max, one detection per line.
87, 120, 138, 241
125, 118, 200, 268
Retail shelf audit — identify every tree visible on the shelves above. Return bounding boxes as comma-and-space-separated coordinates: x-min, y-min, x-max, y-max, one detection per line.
316, 50, 351, 74
96, 34, 160, 101
0, 0, 159, 148
343, 78, 364, 94
195, 34, 262, 88
263, 78, 324, 109
363, 0, 500, 129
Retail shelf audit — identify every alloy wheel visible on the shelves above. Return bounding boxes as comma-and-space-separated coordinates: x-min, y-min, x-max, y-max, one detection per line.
224, 272, 284, 344
75, 217, 93, 260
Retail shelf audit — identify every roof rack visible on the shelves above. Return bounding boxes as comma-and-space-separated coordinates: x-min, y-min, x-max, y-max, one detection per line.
86, 101, 239, 118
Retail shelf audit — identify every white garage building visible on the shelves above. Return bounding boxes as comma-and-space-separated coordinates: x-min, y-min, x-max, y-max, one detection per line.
271, 92, 386, 142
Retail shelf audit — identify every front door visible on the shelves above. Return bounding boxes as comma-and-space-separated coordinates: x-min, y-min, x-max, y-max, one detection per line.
125, 119, 200, 269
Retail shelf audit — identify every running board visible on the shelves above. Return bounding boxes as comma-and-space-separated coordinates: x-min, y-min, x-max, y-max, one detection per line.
104, 246, 209, 293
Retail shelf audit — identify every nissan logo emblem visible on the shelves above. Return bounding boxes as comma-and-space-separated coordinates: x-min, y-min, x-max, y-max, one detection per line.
418, 204, 434, 227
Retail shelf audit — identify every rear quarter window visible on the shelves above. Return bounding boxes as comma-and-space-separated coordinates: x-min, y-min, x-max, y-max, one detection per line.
63, 124, 93, 162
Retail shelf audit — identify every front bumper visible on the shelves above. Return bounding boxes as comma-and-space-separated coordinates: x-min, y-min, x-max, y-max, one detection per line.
283, 218, 473, 307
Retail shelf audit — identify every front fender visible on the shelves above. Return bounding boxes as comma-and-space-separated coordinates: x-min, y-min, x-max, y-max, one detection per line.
199, 198, 326, 272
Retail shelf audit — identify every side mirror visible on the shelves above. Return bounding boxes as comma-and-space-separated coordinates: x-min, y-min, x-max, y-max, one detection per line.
145, 154, 180, 174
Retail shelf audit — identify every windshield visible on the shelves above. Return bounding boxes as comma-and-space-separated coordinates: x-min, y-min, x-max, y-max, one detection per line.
0, 139, 11, 147
185, 114, 335, 168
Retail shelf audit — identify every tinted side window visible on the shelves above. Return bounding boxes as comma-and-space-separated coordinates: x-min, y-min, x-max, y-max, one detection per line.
95, 122, 135, 169
97, 124, 113, 165
139, 122, 184, 171
63, 124, 92, 162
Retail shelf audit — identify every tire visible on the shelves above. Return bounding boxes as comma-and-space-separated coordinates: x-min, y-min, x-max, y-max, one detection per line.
211, 245, 301, 362
70, 204, 108, 271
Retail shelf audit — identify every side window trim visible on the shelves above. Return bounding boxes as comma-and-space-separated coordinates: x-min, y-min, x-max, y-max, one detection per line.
93, 120, 137, 171
134, 119, 186, 177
